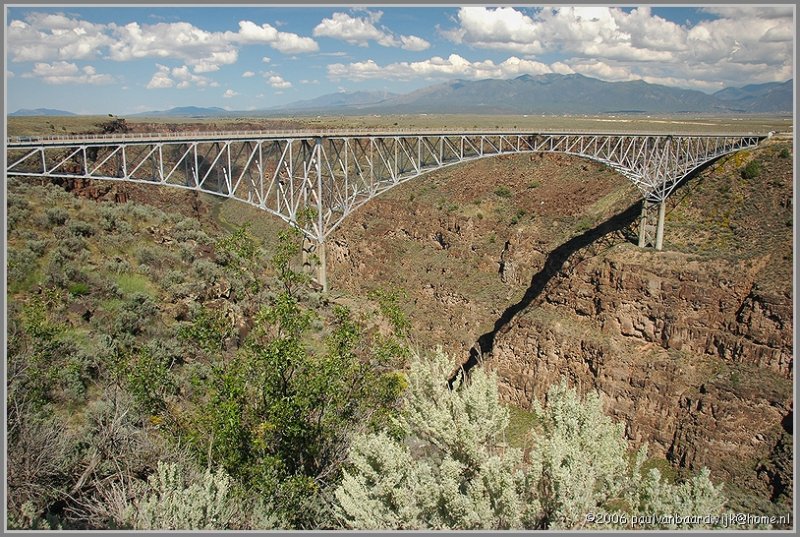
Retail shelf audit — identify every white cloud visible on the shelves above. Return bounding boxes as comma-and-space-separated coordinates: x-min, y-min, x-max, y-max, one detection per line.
262, 56, 271, 63
314, 10, 429, 51
566, 59, 636, 82
146, 63, 216, 89
441, 6, 543, 54
8, 12, 318, 74
108, 21, 239, 73
146, 65, 174, 89
441, 6, 793, 90
700, 6, 794, 20
7, 13, 113, 62
300, 79, 320, 84
266, 73, 292, 89
223, 89, 238, 98
228, 20, 318, 53
21, 60, 114, 85
7, 70, 15, 78
328, 54, 553, 81
399, 35, 431, 52
242, 70, 256, 78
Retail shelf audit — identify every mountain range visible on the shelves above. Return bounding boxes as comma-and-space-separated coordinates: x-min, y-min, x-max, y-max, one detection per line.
11, 74, 793, 118
9, 108, 77, 117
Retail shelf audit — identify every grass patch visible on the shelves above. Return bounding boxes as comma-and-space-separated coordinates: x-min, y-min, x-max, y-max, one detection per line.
640, 456, 679, 484
115, 272, 156, 296
68, 282, 91, 296
504, 404, 538, 450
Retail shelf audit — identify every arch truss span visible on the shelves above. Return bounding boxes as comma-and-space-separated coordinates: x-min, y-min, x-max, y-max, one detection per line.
6, 130, 766, 290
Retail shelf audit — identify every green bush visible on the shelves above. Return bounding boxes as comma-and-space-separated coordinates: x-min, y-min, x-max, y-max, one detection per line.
494, 186, 513, 198
68, 282, 91, 296
741, 160, 761, 180
45, 207, 69, 227
510, 209, 527, 225
68, 220, 95, 237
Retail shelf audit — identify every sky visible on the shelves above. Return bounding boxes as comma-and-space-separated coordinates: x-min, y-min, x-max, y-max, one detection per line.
4, 4, 795, 115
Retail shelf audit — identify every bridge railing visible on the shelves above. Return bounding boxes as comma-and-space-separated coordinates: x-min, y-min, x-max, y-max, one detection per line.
7, 128, 769, 146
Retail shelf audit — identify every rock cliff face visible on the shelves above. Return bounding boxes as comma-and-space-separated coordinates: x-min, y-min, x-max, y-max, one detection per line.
487, 246, 792, 494
326, 141, 793, 509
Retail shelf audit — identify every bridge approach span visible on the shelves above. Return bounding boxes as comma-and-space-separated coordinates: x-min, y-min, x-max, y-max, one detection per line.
6, 130, 767, 290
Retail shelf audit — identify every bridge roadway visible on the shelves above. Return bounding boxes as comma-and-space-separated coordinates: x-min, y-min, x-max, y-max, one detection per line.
6, 128, 768, 291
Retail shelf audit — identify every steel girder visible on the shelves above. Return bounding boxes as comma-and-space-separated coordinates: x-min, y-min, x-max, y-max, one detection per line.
6, 132, 765, 242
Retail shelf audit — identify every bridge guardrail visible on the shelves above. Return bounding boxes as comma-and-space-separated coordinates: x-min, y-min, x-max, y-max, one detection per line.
7, 128, 770, 146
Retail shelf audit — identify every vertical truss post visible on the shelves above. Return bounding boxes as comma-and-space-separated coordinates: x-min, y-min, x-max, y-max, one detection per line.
314, 137, 328, 293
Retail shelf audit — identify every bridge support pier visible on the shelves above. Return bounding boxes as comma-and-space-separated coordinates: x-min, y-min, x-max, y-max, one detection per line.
655, 200, 666, 251
638, 199, 667, 251
302, 236, 328, 293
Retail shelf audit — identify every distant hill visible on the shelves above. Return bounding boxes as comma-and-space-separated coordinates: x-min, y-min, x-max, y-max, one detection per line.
10, 108, 76, 117
60, 74, 791, 118
268, 74, 792, 116
371, 74, 727, 115
713, 80, 793, 113
131, 106, 229, 118
276, 90, 398, 112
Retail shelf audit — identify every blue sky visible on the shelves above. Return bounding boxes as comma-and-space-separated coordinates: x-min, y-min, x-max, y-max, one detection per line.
4, 5, 794, 115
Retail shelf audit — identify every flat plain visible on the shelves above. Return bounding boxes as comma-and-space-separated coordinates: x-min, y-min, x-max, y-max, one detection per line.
7, 113, 793, 138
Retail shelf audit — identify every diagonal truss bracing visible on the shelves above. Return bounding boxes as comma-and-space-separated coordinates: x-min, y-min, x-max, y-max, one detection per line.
6, 131, 765, 242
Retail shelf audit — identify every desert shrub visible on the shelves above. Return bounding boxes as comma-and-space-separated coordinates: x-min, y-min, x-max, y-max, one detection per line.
43, 185, 72, 204
7, 195, 32, 230
741, 160, 761, 180
105, 257, 133, 274
8, 247, 39, 287
26, 239, 48, 256
174, 218, 212, 244
6, 413, 81, 529
45, 207, 69, 227
494, 186, 513, 198
125, 345, 176, 414
121, 462, 239, 530
111, 293, 158, 336
192, 258, 223, 283
178, 243, 196, 263
510, 209, 527, 225
68, 220, 95, 237
335, 352, 726, 530
178, 305, 232, 355
135, 246, 160, 268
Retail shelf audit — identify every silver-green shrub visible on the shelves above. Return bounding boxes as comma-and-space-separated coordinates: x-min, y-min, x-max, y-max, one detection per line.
123, 462, 235, 530
335, 349, 725, 530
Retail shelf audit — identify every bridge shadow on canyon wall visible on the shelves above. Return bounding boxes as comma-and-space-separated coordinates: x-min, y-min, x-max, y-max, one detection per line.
449, 199, 643, 388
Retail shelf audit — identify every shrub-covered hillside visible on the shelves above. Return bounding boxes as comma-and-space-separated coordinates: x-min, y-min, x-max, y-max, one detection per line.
4, 178, 778, 530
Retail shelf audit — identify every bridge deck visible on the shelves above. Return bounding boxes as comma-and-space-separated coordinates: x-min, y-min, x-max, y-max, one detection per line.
6, 128, 770, 148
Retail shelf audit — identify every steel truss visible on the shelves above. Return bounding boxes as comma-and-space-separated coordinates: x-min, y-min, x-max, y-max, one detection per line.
6, 131, 765, 289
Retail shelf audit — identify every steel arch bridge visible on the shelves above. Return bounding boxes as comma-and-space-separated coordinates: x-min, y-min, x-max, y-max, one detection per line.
6, 129, 767, 290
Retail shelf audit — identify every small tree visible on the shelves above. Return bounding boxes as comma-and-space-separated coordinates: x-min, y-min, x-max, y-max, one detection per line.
183, 225, 407, 528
